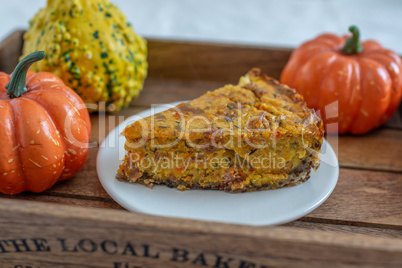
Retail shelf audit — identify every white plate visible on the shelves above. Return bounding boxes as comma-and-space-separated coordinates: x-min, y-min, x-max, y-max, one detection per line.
97, 101, 339, 226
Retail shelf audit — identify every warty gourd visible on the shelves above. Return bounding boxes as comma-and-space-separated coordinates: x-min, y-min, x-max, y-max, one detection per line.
22, 0, 148, 111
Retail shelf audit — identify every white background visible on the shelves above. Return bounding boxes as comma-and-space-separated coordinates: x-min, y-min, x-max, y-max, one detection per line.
1, 0, 401, 53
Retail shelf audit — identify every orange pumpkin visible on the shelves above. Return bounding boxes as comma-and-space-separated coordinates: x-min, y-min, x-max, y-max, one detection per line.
280, 26, 402, 134
0, 51, 91, 194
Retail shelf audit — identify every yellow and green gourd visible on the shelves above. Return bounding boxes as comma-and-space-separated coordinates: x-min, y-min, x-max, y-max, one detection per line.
22, 0, 148, 111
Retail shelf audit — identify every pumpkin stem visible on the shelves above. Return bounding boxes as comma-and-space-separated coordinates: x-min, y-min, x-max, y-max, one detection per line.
341, 26, 363, 54
5, 51, 46, 98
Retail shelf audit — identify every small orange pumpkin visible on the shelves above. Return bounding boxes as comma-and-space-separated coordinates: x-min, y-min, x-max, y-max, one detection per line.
281, 26, 402, 134
0, 51, 91, 194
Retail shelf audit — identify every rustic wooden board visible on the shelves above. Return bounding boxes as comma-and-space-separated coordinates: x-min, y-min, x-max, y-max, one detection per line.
147, 39, 292, 82
0, 31, 24, 73
4, 147, 400, 227
1, 198, 402, 268
0, 30, 401, 267
336, 129, 402, 172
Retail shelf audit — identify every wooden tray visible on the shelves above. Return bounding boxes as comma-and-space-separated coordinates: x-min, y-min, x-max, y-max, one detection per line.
0, 30, 401, 268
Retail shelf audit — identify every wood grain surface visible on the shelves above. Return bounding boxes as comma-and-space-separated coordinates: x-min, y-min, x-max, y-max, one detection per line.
1, 198, 402, 268
0, 30, 401, 267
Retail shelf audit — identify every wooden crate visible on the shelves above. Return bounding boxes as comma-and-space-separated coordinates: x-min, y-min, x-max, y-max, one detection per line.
0, 30, 401, 268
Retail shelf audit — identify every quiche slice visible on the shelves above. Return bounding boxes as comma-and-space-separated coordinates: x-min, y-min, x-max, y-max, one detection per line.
117, 68, 324, 193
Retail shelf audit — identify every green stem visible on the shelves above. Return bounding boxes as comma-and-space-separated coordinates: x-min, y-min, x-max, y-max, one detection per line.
5, 51, 46, 98
341, 26, 363, 54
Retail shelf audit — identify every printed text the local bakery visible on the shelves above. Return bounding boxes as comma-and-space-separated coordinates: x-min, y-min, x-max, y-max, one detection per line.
0, 238, 272, 267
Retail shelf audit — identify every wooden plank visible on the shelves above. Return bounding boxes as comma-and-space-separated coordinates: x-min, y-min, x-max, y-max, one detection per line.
41, 148, 112, 199
335, 129, 402, 173
4, 190, 402, 240
132, 78, 224, 107
2, 193, 400, 241
51, 167, 402, 226
308, 168, 402, 226
4, 159, 401, 228
0, 199, 401, 268
0, 31, 291, 82
2, 190, 400, 240
0, 193, 122, 210
3, 188, 401, 240
0, 30, 24, 73
385, 105, 402, 129
148, 39, 292, 82
89, 106, 146, 144
284, 220, 402, 239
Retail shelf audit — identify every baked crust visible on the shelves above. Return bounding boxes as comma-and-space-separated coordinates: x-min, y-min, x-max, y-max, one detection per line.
116, 157, 313, 192
117, 68, 324, 193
